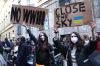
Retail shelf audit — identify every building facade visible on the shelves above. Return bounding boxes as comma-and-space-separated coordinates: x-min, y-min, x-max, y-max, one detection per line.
0, 0, 16, 41
0, 0, 31, 41
0, 0, 100, 43
34, 0, 100, 44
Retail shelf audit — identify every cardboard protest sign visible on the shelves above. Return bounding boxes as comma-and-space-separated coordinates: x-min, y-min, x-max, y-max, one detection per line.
54, 0, 92, 27
10, 5, 48, 27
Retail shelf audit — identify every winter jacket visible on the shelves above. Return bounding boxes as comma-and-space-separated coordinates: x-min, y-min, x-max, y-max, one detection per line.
53, 38, 97, 66
27, 29, 55, 66
16, 42, 29, 66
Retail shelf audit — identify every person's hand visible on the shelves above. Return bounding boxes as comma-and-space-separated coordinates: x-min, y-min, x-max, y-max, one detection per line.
54, 30, 59, 34
54, 27, 59, 34
54, 27, 59, 40
22, 25, 27, 28
22, 25, 29, 30
89, 22, 96, 30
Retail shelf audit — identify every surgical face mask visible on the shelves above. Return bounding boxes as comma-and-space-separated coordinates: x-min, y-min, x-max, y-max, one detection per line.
71, 34, 78, 44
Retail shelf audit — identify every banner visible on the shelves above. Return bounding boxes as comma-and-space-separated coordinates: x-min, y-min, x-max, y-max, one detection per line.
10, 5, 48, 27
54, 0, 92, 27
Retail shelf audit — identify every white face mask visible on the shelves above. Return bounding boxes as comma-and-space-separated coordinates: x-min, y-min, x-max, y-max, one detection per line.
85, 40, 89, 45
71, 34, 78, 44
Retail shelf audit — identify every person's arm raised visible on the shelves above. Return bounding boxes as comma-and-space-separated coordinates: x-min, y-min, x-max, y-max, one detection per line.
23, 25, 38, 44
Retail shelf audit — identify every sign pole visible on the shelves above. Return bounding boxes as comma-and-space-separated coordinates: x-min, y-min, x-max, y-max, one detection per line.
91, 0, 96, 40
92, 28, 95, 40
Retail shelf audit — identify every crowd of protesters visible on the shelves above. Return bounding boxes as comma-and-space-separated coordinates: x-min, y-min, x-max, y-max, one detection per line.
0, 25, 100, 66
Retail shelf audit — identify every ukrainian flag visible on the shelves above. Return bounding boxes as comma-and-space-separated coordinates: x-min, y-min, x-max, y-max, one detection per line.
73, 16, 84, 25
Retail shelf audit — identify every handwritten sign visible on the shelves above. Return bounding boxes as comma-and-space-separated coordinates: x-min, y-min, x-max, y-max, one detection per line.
10, 5, 48, 27
54, 0, 92, 27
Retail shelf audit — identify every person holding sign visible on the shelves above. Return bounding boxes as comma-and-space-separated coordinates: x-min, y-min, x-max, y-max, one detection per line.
53, 25, 97, 66
25, 26, 55, 66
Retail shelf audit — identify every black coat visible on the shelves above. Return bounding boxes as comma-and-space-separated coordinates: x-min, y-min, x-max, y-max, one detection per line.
53, 38, 97, 66
27, 29, 55, 66
16, 40, 37, 66
16, 42, 29, 66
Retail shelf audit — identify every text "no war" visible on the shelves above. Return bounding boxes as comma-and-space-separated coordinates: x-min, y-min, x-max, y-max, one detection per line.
10, 5, 47, 26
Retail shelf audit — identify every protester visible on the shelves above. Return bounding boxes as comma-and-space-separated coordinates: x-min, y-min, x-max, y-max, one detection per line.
0, 54, 7, 66
3, 38, 12, 53
0, 39, 7, 66
88, 33, 100, 66
26, 27, 55, 66
0, 39, 3, 54
13, 38, 20, 66
53, 31, 97, 66
9, 39, 14, 50
2, 38, 12, 64
16, 36, 29, 66
16, 36, 36, 66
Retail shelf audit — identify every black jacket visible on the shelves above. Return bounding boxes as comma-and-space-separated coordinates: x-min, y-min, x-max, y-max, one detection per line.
53, 38, 97, 66
16, 42, 29, 66
27, 29, 55, 66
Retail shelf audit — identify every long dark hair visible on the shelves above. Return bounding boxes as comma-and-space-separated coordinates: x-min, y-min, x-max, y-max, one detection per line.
38, 32, 48, 46
69, 32, 84, 50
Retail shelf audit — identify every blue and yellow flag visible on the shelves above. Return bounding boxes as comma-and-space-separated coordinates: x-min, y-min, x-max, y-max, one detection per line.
73, 16, 84, 25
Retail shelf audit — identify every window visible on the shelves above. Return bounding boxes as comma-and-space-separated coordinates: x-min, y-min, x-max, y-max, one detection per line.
93, 0, 100, 18
59, 0, 71, 6
8, 11, 10, 14
18, 0, 21, 4
27, 0, 30, 4
4, 0, 7, 2
13, 30, 14, 33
